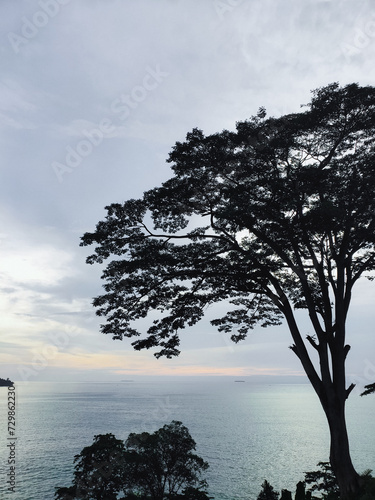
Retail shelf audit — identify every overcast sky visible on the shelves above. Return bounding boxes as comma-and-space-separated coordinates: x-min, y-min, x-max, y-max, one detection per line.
1, 0, 375, 385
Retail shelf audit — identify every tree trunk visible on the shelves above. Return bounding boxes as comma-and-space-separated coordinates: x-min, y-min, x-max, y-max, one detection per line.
322, 399, 362, 499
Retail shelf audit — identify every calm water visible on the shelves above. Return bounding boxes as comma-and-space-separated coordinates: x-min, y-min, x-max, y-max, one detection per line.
0, 378, 374, 500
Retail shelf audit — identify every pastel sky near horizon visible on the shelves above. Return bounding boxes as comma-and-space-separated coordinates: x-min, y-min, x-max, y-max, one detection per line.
1, 0, 375, 385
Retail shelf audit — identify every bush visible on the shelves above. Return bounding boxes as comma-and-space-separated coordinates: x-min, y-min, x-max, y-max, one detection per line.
259, 462, 375, 500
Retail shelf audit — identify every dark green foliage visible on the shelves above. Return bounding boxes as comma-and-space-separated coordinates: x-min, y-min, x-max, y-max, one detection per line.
357, 470, 375, 500
257, 480, 279, 500
295, 481, 306, 500
55, 433, 126, 500
55, 421, 210, 500
280, 490, 292, 500
167, 486, 214, 499
81, 82, 375, 359
360, 383, 375, 396
54, 486, 77, 500
124, 421, 209, 499
304, 462, 339, 499
81, 82, 375, 497
264, 465, 375, 500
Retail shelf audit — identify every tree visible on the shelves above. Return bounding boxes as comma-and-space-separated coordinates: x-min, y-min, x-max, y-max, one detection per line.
55, 422, 210, 500
81, 82, 375, 498
55, 433, 127, 500
257, 480, 279, 500
304, 462, 340, 499
124, 421, 209, 499
295, 481, 306, 500
280, 490, 292, 500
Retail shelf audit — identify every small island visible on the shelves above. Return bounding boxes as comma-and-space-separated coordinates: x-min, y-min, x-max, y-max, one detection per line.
0, 377, 14, 387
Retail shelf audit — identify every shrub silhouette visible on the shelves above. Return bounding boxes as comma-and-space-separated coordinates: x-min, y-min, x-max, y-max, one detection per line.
257, 480, 279, 500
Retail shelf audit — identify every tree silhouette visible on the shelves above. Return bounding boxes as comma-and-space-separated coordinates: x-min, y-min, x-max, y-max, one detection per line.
257, 480, 279, 500
81, 82, 375, 498
55, 421, 210, 500
124, 421, 209, 499
280, 489, 292, 500
304, 461, 340, 499
295, 481, 306, 500
55, 433, 126, 500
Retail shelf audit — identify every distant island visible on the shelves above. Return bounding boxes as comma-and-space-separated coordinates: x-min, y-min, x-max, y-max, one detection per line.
0, 377, 13, 387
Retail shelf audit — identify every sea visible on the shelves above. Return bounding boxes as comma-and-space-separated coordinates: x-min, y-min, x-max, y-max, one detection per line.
0, 377, 374, 500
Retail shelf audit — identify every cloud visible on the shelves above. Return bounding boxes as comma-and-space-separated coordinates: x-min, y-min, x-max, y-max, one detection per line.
1, 0, 375, 382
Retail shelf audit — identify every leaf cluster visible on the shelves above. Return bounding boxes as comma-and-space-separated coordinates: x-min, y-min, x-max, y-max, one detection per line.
360, 382, 375, 396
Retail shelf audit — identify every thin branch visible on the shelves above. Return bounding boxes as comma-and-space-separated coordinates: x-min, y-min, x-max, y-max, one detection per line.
306, 335, 319, 351
346, 383, 356, 399
343, 344, 351, 360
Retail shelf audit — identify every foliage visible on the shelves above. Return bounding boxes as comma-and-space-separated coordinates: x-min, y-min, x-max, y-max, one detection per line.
357, 470, 375, 500
360, 383, 375, 396
124, 421, 209, 499
54, 486, 77, 500
257, 480, 279, 500
280, 490, 292, 500
55, 421, 210, 500
81, 82, 375, 497
295, 481, 307, 500
81, 82, 375, 359
55, 433, 126, 500
263, 462, 375, 500
304, 462, 339, 499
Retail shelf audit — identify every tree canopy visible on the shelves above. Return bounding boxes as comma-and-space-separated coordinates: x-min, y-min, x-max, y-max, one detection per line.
257, 480, 279, 500
81, 82, 375, 498
55, 433, 126, 500
81, 82, 375, 361
55, 421, 210, 500
124, 420, 209, 499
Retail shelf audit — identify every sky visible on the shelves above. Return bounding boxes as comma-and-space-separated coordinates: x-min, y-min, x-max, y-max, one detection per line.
1, 0, 375, 385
